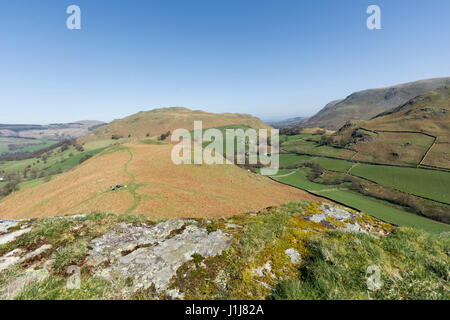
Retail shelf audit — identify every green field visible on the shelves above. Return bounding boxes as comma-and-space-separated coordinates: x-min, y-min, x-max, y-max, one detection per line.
279, 154, 311, 166
349, 164, 450, 204
314, 157, 354, 172
270, 168, 450, 233
0, 137, 58, 155
279, 153, 450, 204
273, 170, 346, 191
282, 138, 356, 158
279, 154, 355, 172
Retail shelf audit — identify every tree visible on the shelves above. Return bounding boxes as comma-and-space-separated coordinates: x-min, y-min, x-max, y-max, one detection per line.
159, 131, 171, 141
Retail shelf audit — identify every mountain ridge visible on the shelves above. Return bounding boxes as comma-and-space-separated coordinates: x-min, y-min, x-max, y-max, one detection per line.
302, 77, 450, 129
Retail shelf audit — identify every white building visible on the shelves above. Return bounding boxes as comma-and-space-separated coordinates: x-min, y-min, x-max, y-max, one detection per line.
0, 177, 4, 182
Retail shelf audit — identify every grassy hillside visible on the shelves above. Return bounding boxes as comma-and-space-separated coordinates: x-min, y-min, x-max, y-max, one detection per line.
1, 201, 447, 300
0, 138, 58, 156
80, 107, 271, 143
330, 86, 450, 168
303, 77, 450, 130
0, 142, 320, 219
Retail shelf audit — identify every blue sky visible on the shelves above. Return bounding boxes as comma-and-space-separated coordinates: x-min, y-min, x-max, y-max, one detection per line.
0, 0, 449, 123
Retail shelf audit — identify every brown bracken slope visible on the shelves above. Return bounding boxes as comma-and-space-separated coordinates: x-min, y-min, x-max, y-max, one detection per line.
0, 143, 321, 219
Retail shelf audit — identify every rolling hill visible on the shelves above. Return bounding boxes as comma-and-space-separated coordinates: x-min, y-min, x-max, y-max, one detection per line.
302, 77, 450, 130
267, 117, 307, 129
332, 86, 450, 168
80, 107, 271, 143
0, 142, 321, 219
0, 121, 105, 140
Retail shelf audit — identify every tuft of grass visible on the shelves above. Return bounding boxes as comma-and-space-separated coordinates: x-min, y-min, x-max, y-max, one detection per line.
15, 275, 116, 300
52, 242, 88, 272
272, 228, 450, 300
139, 139, 167, 145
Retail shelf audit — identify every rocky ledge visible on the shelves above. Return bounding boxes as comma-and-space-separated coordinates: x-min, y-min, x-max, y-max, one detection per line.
0, 202, 399, 300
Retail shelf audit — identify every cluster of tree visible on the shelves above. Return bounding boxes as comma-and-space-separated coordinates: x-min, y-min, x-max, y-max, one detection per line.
0, 139, 77, 161
349, 180, 450, 224
79, 154, 92, 164
317, 135, 348, 148
7, 142, 46, 151
159, 131, 171, 141
0, 172, 21, 198
0, 180, 20, 198
279, 126, 302, 136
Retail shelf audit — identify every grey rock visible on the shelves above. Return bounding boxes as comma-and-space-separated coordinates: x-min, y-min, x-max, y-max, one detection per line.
0, 228, 32, 245
306, 203, 368, 234
225, 223, 243, 230
252, 262, 273, 278
86, 219, 186, 268
1, 268, 49, 299
0, 249, 25, 272
22, 244, 52, 261
0, 244, 52, 272
93, 222, 232, 295
0, 220, 19, 234
285, 248, 302, 264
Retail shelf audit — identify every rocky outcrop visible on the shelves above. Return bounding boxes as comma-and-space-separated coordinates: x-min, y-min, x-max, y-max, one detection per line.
0, 202, 396, 299
87, 220, 233, 297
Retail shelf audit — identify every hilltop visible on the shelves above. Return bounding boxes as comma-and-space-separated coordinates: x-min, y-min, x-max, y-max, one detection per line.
80, 107, 271, 143
302, 77, 450, 130
0, 142, 320, 220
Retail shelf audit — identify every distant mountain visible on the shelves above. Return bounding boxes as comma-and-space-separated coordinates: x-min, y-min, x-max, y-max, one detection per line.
303, 77, 450, 130
0, 120, 105, 140
80, 107, 271, 143
267, 117, 307, 129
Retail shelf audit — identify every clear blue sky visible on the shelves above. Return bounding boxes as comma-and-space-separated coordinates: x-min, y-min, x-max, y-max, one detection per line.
0, 0, 449, 123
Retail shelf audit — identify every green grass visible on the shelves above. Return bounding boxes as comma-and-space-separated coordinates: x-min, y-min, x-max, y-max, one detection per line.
1, 205, 447, 300
271, 169, 450, 233
275, 170, 341, 191
273, 228, 450, 300
44, 147, 108, 173
350, 164, 450, 204
282, 138, 356, 158
314, 157, 354, 172
279, 154, 311, 166
139, 138, 167, 145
